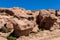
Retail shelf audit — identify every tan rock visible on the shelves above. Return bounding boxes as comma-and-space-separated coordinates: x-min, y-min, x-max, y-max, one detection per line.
32, 25, 39, 32
0, 16, 14, 37
48, 9, 56, 15
8, 18, 34, 36
0, 37, 7, 40
0, 8, 60, 39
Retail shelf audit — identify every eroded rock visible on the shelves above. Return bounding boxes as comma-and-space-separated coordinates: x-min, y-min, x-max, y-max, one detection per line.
37, 10, 57, 30
0, 8, 60, 40
0, 16, 14, 37
8, 18, 34, 37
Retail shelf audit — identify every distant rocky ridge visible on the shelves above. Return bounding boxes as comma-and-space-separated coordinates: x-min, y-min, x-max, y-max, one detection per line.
0, 7, 60, 40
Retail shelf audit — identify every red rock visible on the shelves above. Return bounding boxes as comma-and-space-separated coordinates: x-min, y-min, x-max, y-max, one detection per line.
37, 10, 57, 30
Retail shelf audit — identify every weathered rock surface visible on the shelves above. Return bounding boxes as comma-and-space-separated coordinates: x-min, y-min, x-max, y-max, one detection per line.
0, 8, 60, 40
0, 37, 7, 40
0, 16, 14, 38
12, 19, 34, 36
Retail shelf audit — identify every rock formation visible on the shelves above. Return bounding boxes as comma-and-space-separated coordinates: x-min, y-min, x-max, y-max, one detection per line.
0, 8, 60, 40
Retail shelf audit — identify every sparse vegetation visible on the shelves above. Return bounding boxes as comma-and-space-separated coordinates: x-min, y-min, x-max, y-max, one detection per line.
7, 28, 12, 32
0, 27, 12, 33
7, 36, 16, 40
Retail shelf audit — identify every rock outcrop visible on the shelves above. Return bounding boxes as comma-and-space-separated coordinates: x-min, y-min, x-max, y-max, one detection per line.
36, 10, 57, 30
0, 8, 60, 40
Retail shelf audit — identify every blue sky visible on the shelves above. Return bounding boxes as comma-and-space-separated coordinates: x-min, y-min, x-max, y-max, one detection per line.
0, 0, 60, 10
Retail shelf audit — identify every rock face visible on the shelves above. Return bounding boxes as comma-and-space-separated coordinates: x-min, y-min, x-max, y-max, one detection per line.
0, 8, 60, 40
37, 10, 57, 30
0, 16, 14, 38
11, 19, 34, 37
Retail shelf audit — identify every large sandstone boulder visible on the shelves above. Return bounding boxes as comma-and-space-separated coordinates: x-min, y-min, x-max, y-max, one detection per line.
37, 10, 57, 30
0, 8, 37, 37
8, 18, 34, 37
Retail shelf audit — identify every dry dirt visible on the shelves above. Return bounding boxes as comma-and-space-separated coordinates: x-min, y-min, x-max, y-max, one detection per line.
17, 29, 60, 40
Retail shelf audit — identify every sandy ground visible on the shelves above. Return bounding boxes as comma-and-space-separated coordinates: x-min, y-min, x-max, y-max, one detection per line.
17, 29, 60, 40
